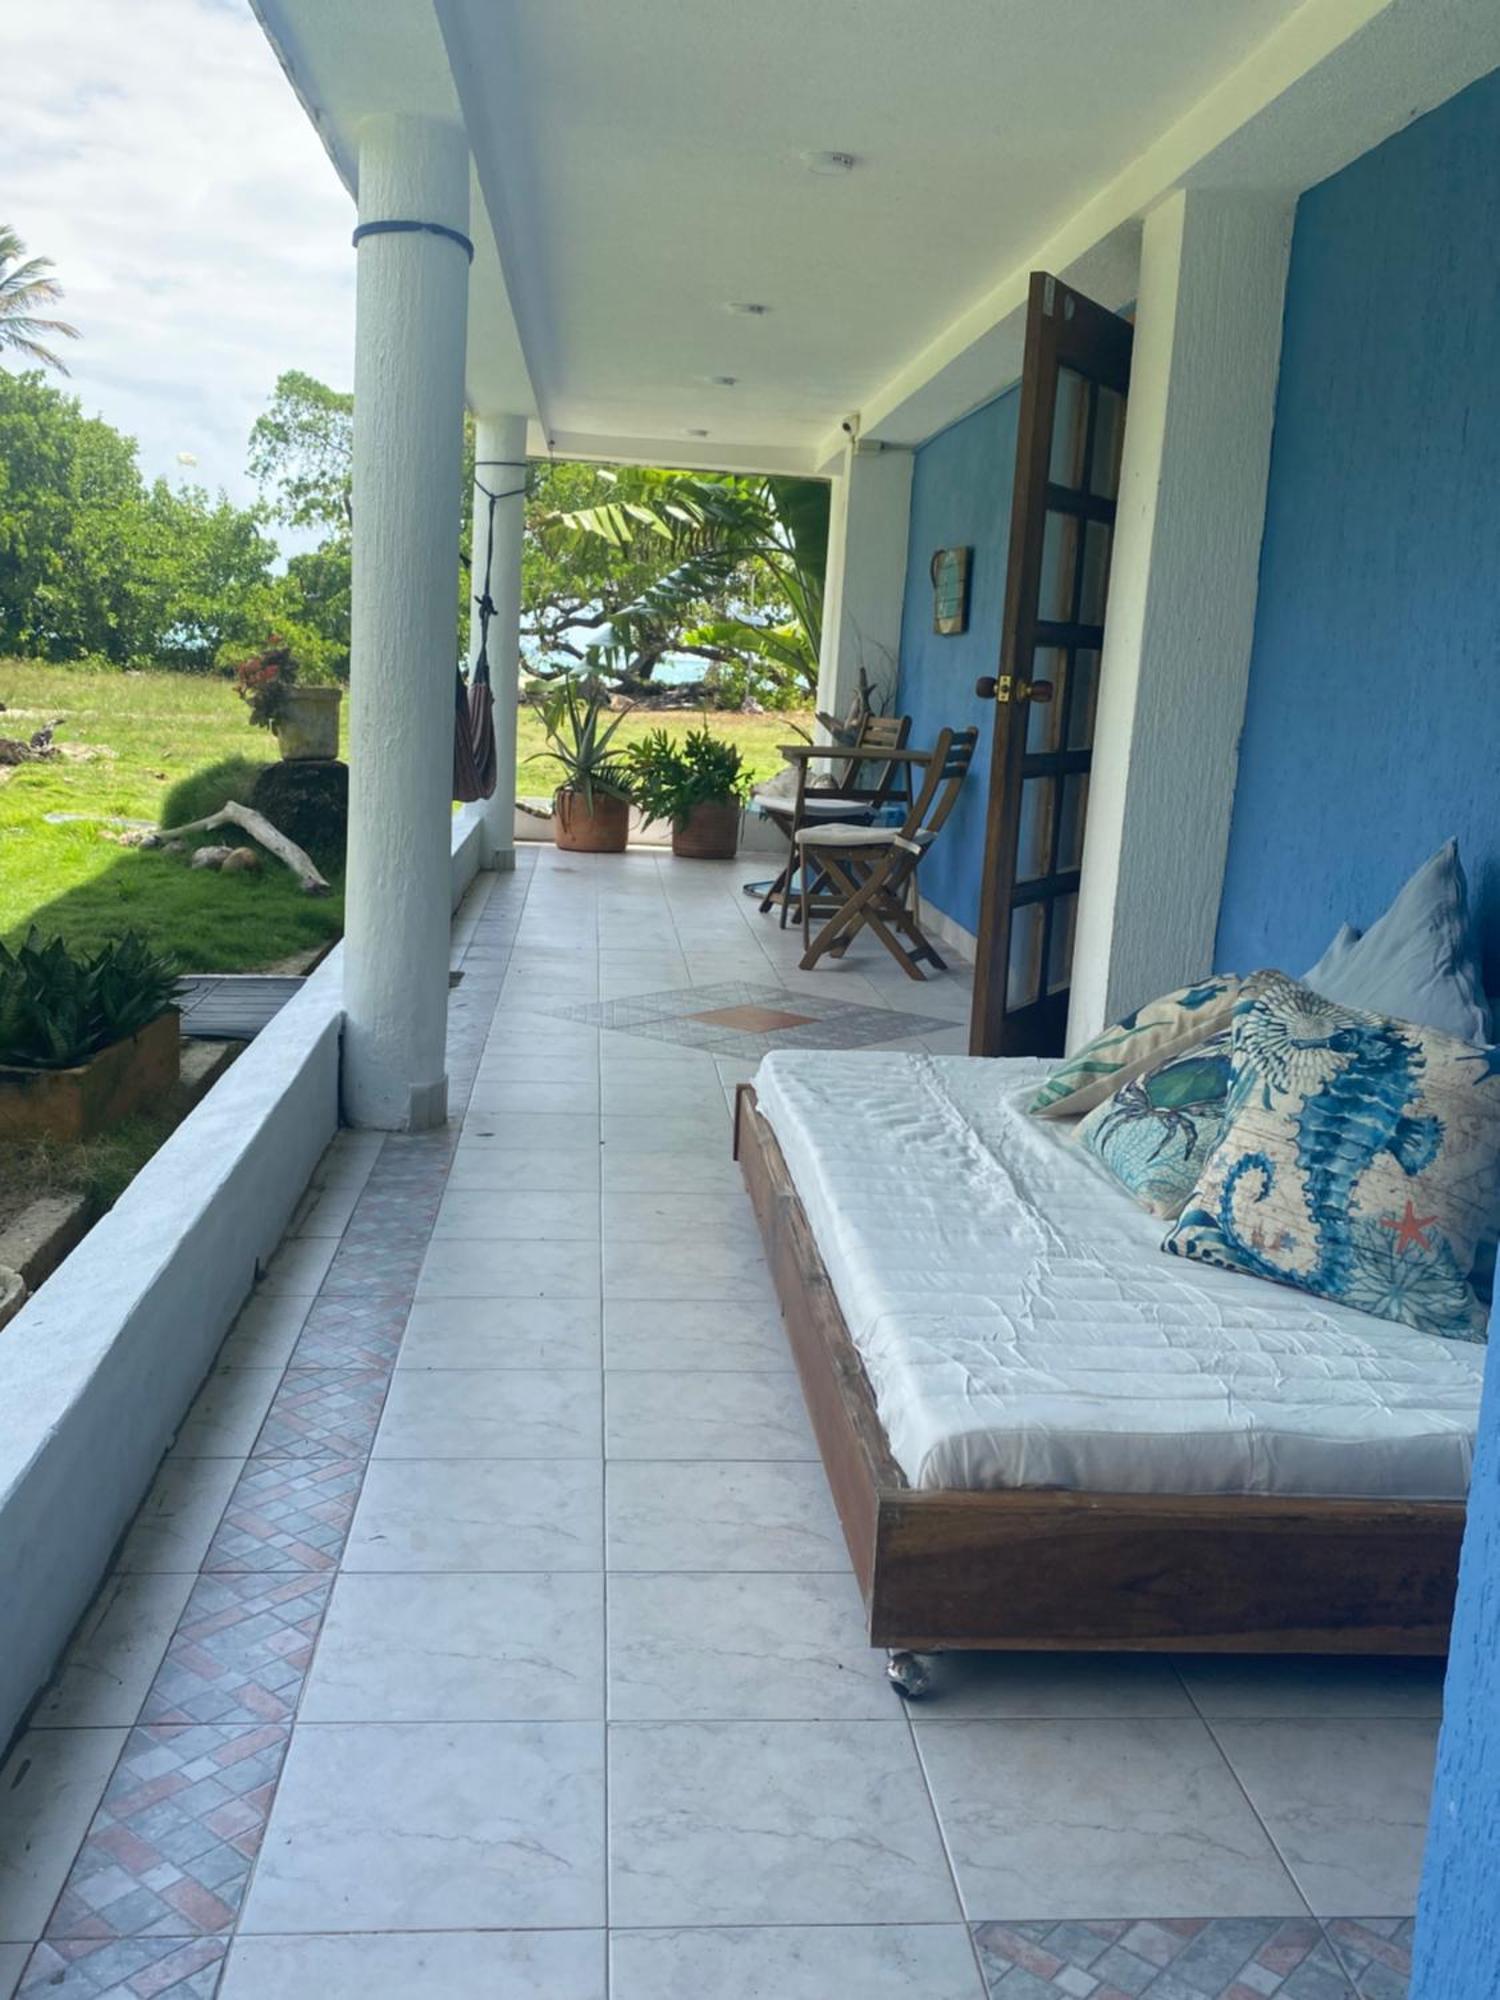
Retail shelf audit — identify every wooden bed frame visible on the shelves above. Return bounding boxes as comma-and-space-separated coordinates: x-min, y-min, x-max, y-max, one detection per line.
734, 1085, 1464, 1661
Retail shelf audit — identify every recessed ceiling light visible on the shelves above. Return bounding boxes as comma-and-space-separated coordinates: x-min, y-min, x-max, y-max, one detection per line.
726, 301, 771, 316
806, 149, 858, 175
710, 375, 738, 387
686, 428, 710, 438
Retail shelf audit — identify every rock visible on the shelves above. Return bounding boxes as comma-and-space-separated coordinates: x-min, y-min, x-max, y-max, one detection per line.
0, 1266, 27, 1332
220, 846, 262, 874
162, 839, 186, 854
250, 758, 348, 868
191, 844, 235, 870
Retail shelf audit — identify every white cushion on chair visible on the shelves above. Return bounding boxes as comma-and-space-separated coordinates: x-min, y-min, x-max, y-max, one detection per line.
794, 823, 930, 847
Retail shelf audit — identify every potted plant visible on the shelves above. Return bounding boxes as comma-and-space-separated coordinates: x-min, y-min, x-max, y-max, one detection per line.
531, 680, 634, 852
234, 637, 341, 762
624, 724, 749, 859
0, 930, 181, 1143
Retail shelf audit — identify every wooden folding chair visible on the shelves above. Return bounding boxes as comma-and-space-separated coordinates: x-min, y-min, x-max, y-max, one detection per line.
753, 712, 913, 928
795, 726, 978, 979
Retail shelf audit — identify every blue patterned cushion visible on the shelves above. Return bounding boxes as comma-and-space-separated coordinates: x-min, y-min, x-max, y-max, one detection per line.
1164, 972, 1500, 1341
1076, 1032, 1233, 1219
1029, 974, 1243, 1118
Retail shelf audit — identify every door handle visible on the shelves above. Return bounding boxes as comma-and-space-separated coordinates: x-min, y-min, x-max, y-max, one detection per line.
976, 676, 1053, 705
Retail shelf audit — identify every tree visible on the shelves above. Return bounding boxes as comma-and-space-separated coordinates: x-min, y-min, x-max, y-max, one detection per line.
0, 226, 80, 375
247, 370, 354, 538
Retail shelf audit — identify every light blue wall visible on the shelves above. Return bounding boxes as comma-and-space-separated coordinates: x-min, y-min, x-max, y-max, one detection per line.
1204, 69, 1500, 1992
1215, 64, 1500, 991
895, 386, 1020, 936
1413, 1291, 1500, 1997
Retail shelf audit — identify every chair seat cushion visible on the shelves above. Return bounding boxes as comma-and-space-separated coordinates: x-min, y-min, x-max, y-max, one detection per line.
795, 822, 930, 847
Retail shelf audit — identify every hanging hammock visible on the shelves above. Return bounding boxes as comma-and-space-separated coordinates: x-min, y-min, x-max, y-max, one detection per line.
453, 460, 526, 803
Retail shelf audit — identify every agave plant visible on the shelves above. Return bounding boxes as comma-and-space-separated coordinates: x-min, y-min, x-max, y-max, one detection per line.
0, 930, 179, 1070
528, 679, 633, 808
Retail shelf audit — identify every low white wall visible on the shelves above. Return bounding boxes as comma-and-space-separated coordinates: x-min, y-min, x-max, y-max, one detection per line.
451, 799, 487, 905
0, 954, 343, 1751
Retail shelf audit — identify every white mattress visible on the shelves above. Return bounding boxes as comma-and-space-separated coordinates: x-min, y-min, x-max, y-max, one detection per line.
753, 1050, 1484, 1498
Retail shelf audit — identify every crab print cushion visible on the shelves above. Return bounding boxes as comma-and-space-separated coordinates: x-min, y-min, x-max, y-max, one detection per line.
1029, 975, 1244, 1119
1165, 972, 1500, 1341
1077, 1032, 1233, 1218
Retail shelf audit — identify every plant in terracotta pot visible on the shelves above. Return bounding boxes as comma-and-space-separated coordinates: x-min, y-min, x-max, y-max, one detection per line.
234, 636, 341, 762
624, 724, 749, 859
0, 929, 181, 1143
531, 680, 634, 853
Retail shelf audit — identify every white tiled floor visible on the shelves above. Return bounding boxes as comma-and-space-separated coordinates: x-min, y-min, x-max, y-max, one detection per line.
0, 849, 1440, 1998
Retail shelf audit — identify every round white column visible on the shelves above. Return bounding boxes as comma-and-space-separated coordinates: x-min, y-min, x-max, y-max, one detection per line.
467, 413, 528, 870
344, 114, 471, 1130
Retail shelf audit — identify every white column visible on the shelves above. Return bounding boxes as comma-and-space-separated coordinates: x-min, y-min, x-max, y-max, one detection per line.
467, 413, 527, 870
344, 114, 471, 1130
1068, 189, 1293, 1047
816, 440, 913, 725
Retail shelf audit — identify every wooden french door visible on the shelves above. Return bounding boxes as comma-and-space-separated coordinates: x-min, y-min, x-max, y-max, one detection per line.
969, 272, 1133, 1057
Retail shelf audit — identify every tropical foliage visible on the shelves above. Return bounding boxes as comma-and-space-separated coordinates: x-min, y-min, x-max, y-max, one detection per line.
0, 928, 178, 1069
0, 225, 78, 374
528, 679, 633, 805
623, 724, 749, 827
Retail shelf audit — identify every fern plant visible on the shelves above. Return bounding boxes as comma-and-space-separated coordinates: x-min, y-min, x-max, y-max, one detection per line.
623, 725, 749, 829
0, 930, 179, 1070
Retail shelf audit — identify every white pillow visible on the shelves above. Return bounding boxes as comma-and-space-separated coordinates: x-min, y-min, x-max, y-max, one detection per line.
1305, 840, 1490, 1047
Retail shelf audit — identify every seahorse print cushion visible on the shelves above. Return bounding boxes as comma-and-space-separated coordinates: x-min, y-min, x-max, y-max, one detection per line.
1029, 975, 1244, 1119
1077, 1032, 1233, 1219
1164, 972, 1500, 1341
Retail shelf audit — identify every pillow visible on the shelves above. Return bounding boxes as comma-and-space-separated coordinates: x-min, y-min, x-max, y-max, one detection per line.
1076, 1032, 1233, 1218
1029, 975, 1243, 1119
1304, 840, 1490, 1046
1164, 972, 1500, 1341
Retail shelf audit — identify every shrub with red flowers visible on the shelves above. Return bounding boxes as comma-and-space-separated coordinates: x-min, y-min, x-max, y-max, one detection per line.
233, 637, 299, 730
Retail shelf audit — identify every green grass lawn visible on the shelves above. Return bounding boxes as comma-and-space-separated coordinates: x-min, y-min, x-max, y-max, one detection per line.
1, 658, 809, 971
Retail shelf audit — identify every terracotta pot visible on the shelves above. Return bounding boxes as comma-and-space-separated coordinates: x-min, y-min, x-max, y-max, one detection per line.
273, 685, 342, 762
553, 786, 630, 853
0, 1008, 181, 1144
672, 797, 742, 860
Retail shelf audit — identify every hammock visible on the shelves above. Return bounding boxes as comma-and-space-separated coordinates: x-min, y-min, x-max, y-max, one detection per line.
453, 460, 526, 803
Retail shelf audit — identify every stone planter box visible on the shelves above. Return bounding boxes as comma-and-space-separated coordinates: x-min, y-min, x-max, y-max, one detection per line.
273, 685, 343, 762
0, 1009, 181, 1144
672, 798, 741, 860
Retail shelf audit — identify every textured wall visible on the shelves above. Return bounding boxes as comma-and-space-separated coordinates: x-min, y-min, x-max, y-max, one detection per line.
1412, 1302, 1500, 1997
894, 387, 1019, 936
1215, 66, 1500, 989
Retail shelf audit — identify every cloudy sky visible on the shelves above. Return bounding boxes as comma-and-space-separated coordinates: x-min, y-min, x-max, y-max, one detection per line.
0, 0, 355, 527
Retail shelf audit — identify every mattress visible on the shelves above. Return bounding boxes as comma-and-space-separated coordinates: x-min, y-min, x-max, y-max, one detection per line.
753, 1050, 1484, 1498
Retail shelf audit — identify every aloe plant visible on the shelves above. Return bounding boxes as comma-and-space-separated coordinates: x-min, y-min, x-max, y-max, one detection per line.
0, 929, 179, 1070
529, 680, 633, 808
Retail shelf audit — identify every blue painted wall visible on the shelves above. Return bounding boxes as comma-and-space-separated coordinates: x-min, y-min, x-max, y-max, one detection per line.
895, 386, 1019, 936
1214, 64, 1500, 992
1204, 71, 1500, 1993
1413, 1290, 1500, 1997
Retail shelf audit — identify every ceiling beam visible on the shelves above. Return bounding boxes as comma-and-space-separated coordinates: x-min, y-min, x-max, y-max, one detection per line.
530, 429, 826, 479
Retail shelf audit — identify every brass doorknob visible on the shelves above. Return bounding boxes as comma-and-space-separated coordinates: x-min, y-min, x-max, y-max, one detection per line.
1021, 679, 1055, 704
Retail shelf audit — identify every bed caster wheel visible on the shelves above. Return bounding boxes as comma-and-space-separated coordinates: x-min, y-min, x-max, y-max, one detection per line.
886, 1650, 934, 1700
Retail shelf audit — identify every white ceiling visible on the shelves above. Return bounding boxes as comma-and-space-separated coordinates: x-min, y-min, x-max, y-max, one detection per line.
256, 0, 1500, 470
439, 0, 1303, 454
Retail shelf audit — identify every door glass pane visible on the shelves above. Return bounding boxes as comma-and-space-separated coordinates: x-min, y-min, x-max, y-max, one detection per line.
1038, 512, 1079, 622
1049, 368, 1088, 488
1058, 773, 1089, 872
1078, 521, 1112, 625
1025, 647, 1065, 752
1089, 385, 1126, 499
1047, 893, 1078, 993
1067, 649, 1100, 750
1007, 902, 1045, 1011
1016, 778, 1055, 881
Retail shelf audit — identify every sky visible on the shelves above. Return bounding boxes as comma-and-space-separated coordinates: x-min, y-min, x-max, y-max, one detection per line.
0, 0, 355, 531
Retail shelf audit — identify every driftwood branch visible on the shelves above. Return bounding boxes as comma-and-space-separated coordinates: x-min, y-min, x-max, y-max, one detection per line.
148, 801, 330, 896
